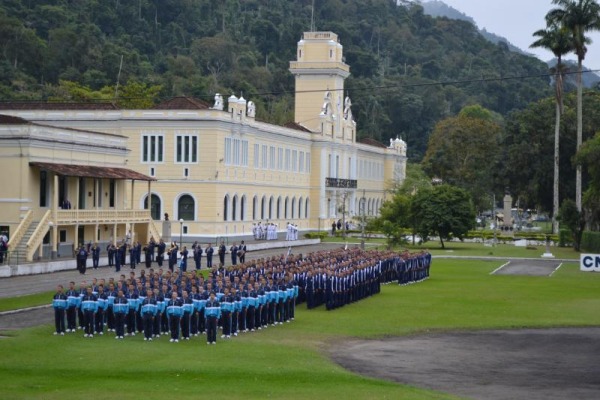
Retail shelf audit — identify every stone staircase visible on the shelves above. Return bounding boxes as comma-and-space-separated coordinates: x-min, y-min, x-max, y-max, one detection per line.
9, 222, 39, 268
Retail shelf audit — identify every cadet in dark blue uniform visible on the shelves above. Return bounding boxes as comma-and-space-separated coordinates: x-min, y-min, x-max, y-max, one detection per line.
220, 288, 233, 338
52, 284, 67, 335
180, 246, 189, 272
107, 244, 115, 267
230, 243, 238, 266
76, 245, 88, 274
218, 242, 226, 266
193, 244, 202, 270
157, 240, 166, 268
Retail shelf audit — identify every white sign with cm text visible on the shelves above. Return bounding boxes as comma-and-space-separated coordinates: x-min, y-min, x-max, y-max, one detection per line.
580, 254, 600, 272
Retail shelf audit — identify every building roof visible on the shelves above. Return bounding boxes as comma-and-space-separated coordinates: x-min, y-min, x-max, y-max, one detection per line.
152, 96, 211, 110
0, 115, 30, 125
0, 101, 118, 110
357, 137, 388, 149
283, 122, 314, 133
30, 162, 154, 181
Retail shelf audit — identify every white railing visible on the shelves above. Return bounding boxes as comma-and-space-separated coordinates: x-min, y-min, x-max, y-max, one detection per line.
26, 210, 51, 261
56, 209, 151, 225
8, 209, 33, 252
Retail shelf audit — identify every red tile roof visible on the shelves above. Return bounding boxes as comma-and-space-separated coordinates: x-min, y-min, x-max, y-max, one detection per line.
30, 162, 154, 181
358, 137, 387, 148
0, 114, 30, 125
152, 96, 211, 110
283, 122, 313, 132
0, 101, 118, 110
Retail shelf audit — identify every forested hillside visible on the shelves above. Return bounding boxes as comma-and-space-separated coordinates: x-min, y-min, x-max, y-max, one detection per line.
0, 0, 552, 159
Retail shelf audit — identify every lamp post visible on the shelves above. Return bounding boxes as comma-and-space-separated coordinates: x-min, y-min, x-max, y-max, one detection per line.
179, 219, 183, 247
492, 193, 497, 247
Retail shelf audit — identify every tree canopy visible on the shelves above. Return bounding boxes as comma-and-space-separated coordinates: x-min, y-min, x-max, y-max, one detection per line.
0, 0, 553, 160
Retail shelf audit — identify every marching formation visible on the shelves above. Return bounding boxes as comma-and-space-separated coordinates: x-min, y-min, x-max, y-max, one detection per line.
52, 247, 431, 344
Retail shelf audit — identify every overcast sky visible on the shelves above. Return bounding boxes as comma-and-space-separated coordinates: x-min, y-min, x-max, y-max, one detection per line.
440, 0, 600, 69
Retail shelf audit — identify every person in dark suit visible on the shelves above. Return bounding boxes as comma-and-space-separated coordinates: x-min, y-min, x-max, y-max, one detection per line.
229, 243, 238, 266
76, 245, 88, 274
205, 244, 214, 268
238, 241, 247, 264
218, 242, 226, 266
91, 243, 100, 270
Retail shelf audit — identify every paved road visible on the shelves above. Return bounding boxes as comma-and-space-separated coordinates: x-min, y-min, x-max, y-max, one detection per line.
0, 242, 346, 299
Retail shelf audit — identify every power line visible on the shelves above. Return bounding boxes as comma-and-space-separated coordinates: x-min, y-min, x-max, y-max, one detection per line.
1, 68, 599, 104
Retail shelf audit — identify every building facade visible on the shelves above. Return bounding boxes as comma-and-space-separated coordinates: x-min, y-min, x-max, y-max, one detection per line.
0, 31, 406, 246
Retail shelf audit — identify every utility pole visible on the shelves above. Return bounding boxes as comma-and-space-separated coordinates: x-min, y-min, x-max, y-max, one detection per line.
361, 189, 366, 249
492, 193, 497, 247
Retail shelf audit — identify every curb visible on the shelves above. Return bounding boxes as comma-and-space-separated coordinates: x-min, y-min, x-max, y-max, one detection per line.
0, 304, 51, 316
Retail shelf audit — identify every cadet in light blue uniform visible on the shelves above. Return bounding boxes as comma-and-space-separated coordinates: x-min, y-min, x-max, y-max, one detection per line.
141, 289, 157, 341
205, 292, 221, 345
81, 286, 98, 338
166, 291, 183, 342
113, 290, 128, 339
52, 284, 67, 335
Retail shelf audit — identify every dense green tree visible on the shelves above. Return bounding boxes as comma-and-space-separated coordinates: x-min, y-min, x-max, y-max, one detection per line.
410, 184, 476, 249
422, 105, 502, 211
0, 0, 552, 154
547, 0, 600, 211
557, 199, 585, 250
575, 132, 600, 230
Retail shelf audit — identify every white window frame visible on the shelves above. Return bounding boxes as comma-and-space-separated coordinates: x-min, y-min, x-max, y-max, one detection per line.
141, 132, 165, 163
174, 133, 199, 164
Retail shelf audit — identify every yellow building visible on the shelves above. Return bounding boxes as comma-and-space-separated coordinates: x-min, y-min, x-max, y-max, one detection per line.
0, 31, 406, 249
0, 114, 155, 263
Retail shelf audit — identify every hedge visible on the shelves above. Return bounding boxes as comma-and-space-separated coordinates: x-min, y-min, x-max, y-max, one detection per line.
304, 231, 329, 240
581, 231, 600, 253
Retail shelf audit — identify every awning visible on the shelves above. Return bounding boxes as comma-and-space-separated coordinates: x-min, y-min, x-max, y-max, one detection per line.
30, 162, 155, 181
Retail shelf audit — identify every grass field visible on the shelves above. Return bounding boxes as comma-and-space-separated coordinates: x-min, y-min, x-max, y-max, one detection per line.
1, 259, 599, 399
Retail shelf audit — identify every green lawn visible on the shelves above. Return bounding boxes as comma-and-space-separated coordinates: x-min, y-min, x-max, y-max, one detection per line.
1, 260, 598, 399
0, 291, 54, 312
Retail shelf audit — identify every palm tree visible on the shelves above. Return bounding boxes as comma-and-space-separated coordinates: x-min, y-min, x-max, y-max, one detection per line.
530, 23, 573, 234
547, 0, 600, 212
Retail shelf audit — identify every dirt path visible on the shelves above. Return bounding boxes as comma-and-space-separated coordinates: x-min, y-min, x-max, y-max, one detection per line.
330, 328, 600, 400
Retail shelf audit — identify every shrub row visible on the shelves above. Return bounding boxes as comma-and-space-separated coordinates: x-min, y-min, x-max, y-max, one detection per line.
581, 231, 600, 253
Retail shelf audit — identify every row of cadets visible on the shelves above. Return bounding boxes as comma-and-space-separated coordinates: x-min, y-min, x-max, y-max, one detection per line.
266, 223, 278, 240
397, 251, 431, 285
252, 223, 264, 240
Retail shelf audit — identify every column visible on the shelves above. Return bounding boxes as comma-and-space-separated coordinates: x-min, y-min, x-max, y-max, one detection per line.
113, 223, 117, 245
52, 174, 59, 259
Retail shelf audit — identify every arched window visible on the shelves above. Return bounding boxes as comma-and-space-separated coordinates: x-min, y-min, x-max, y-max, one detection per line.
223, 195, 229, 221
253, 195, 258, 220
241, 195, 246, 221
277, 197, 282, 219
178, 194, 195, 221
144, 194, 161, 220
291, 197, 296, 219
269, 196, 274, 220
261, 196, 266, 220
298, 197, 303, 219
232, 195, 238, 221
305, 198, 310, 219
284, 197, 289, 219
